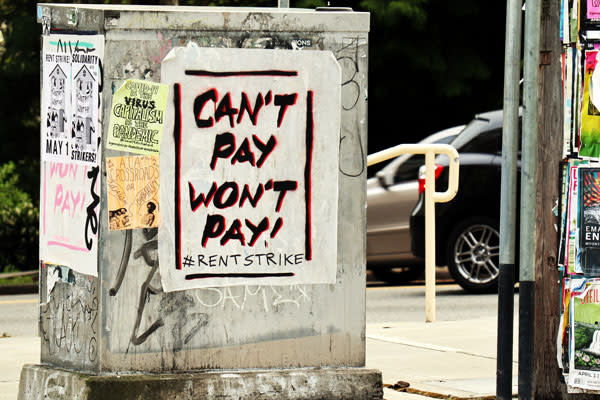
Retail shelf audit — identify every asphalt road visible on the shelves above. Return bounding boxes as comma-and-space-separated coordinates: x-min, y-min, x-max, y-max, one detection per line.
366, 281, 516, 323
365, 266, 519, 323
0, 294, 38, 337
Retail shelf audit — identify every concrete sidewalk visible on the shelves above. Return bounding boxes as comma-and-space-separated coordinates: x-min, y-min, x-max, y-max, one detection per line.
366, 317, 519, 399
0, 336, 39, 400
1, 319, 517, 399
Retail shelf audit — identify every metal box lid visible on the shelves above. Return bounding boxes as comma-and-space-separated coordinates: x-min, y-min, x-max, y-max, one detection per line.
37, 4, 370, 33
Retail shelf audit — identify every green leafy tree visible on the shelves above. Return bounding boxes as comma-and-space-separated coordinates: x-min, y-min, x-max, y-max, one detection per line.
361, 0, 506, 151
0, 161, 38, 272
0, 0, 40, 165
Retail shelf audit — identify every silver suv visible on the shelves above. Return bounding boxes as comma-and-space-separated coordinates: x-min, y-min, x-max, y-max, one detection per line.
366, 125, 463, 282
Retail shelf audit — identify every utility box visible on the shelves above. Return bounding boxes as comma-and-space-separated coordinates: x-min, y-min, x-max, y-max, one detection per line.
22, 4, 378, 399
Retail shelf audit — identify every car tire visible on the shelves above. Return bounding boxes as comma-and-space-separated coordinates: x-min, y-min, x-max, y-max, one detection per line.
446, 217, 500, 293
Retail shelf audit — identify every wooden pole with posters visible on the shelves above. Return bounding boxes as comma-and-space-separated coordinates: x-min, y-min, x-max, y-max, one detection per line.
533, 0, 570, 397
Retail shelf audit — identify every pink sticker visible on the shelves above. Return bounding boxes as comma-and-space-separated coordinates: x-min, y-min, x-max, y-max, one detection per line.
589, 0, 600, 20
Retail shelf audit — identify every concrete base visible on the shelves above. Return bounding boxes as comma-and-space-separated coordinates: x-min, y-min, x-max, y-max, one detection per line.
18, 364, 383, 400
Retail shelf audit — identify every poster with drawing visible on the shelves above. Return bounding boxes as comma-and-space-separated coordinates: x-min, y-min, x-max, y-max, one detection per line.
106, 155, 160, 230
41, 34, 104, 165
39, 162, 100, 276
589, 0, 600, 22
159, 47, 341, 291
43, 262, 75, 303
579, 48, 600, 158
42, 52, 70, 161
568, 281, 600, 390
106, 79, 169, 155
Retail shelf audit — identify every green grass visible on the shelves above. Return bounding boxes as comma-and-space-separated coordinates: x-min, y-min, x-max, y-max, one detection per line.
0, 275, 36, 286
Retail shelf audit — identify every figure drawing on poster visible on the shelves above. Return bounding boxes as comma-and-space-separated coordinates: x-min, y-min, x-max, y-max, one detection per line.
71, 65, 97, 162
42, 49, 71, 162
48, 65, 68, 138
106, 155, 160, 230
569, 281, 600, 390
41, 34, 103, 165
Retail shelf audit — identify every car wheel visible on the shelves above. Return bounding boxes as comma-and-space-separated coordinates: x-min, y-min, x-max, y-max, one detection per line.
447, 217, 500, 293
370, 265, 423, 284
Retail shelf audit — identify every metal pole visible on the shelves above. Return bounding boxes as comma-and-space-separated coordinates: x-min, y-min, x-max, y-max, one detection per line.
424, 150, 436, 323
367, 144, 459, 323
497, 0, 522, 397
519, 0, 541, 396
278, 0, 290, 7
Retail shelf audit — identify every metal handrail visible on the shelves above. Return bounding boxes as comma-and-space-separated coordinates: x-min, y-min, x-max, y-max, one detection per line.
367, 143, 460, 322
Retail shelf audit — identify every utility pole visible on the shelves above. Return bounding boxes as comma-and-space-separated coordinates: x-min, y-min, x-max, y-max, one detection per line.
532, 0, 567, 397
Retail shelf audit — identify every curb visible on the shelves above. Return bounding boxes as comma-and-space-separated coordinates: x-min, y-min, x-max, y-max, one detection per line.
0, 285, 38, 295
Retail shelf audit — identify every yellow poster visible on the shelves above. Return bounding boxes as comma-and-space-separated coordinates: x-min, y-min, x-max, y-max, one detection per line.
106, 79, 169, 155
106, 155, 160, 230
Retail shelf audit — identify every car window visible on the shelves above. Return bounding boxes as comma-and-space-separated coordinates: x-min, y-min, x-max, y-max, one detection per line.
449, 119, 490, 150
367, 161, 389, 178
393, 155, 424, 183
435, 135, 456, 145
459, 128, 503, 154
392, 133, 458, 183
450, 115, 522, 155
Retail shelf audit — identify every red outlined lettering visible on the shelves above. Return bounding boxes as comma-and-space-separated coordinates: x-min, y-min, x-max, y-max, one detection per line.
215, 92, 238, 128
245, 217, 269, 247
193, 88, 217, 128
274, 93, 298, 127
213, 182, 239, 209
239, 183, 265, 208
220, 219, 246, 246
270, 217, 283, 238
237, 92, 264, 125
253, 135, 277, 168
210, 132, 236, 170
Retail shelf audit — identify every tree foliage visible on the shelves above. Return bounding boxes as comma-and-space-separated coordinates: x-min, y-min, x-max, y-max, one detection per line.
0, 0, 41, 164
362, 0, 506, 151
0, 161, 38, 272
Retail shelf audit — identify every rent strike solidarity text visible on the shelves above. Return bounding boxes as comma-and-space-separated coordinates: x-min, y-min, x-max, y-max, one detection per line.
188, 89, 299, 249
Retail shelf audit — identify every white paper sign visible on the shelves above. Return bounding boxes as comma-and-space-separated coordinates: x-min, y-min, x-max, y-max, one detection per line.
159, 47, 341, 291
39, 162, 100, 276
42, 34, 104, 165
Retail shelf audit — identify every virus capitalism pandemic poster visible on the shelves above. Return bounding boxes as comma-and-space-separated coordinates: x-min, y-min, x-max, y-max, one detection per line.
106, 79, 169, 155
159, 47, 341, 291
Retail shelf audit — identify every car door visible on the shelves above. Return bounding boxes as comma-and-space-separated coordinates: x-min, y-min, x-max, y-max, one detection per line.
366, 154, 425, 263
